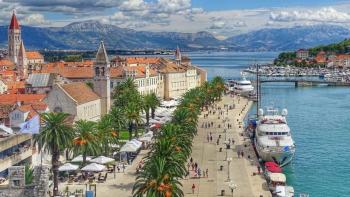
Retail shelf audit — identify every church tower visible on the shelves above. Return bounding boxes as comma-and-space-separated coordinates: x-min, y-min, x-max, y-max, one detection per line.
93, 41, 111, 115
8, 11, 22, 64
175, 46, 182, 65
17, 41, 28, 79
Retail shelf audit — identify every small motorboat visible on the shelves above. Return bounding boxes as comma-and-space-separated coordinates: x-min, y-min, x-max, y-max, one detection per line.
273, 185, 295, 197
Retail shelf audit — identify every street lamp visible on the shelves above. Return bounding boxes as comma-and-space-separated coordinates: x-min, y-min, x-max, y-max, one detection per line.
224, 141, 229, 160
227, 157, 232, 182
228, 181, 237, 197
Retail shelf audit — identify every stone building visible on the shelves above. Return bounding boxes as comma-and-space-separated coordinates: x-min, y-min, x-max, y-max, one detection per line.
0, 165, 50, 197
93, 41, 111, 115
45, 82, 101, 122
0, 134, 32, 178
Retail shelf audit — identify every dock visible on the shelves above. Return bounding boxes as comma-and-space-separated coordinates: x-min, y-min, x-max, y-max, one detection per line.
181, 95, 271, 197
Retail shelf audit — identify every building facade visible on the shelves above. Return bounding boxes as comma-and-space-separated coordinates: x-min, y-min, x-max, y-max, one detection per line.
45, 82, 101, 122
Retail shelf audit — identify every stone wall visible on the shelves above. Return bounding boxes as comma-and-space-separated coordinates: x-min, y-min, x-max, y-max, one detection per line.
0, 165, 50, 197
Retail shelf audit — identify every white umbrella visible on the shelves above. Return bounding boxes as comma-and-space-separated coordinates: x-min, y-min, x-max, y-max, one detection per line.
71, 155, 92, 163
90, 156, 115, 164
59, 163, 79, 171
120, 143, 139, 152
130, 139, 142, 148
143, 131, 153, 138
81, 163, 106, 172
139, 136, 152, 142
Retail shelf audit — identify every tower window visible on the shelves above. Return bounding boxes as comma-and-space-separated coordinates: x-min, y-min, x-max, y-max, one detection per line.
95, 67, 100, 76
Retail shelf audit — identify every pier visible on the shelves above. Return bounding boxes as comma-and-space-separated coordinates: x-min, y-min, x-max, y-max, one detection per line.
252, 78, 350, 87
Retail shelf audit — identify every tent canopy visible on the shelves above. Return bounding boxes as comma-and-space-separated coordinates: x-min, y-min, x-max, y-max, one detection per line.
71, 155, 92, 163
59, 163, 79, 171
269, 173, 286, 183
90, 156, 115, 164
81, 163, 106, 172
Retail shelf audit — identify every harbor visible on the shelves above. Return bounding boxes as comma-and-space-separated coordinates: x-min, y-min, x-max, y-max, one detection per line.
244, 65, 350, 83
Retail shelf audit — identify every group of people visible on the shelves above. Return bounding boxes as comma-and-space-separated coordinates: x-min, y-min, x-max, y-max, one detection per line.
187, 157, 209, 179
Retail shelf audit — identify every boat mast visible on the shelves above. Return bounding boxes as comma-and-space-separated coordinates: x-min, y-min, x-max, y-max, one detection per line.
256, 63, 260, 115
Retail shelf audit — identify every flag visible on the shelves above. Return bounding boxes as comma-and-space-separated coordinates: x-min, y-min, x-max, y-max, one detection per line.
20, 115, 40, 134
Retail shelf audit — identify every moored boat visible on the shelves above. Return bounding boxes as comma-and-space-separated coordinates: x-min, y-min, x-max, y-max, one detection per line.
254, 108, 296, 167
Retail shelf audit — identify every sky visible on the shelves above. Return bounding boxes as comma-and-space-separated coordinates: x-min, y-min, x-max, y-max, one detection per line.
1, 0, 350, 39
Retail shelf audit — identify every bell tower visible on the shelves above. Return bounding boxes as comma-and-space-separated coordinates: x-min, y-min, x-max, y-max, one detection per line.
8, 11, 22, 64
17, 41, 28, 79
175, 45, 182, 65
93, 41, 111, 115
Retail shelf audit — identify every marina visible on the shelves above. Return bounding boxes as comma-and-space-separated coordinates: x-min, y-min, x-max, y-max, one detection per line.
191, 51, 350, 196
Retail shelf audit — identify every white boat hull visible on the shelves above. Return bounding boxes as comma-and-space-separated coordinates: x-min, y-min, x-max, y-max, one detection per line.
255, 140, 295, 167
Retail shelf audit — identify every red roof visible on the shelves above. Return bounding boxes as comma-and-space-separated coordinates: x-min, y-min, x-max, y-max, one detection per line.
9, 12, 20, 30
0, 94, 46, 105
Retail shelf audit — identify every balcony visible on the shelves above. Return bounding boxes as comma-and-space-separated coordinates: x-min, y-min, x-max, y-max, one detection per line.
0, 134, 32, 152
0, 147, 32, 172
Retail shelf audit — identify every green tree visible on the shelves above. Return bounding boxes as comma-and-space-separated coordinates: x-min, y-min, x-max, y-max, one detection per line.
96, 114, 119, 155
72, 120, 99, 165
143, 93, 160, 126
25, 164, 34, 185
34, 112, 74, 196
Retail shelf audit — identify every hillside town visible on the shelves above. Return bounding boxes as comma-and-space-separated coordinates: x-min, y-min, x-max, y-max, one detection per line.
0, 11, 208, 195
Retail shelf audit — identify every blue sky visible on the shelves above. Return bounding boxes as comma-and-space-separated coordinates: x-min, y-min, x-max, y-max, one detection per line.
1, 0, 350, 38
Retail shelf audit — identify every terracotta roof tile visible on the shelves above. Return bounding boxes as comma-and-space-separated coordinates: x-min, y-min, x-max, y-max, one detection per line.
9, 13, 20, 30
0, 94, 46, 105
0, 104, 14, 119
60, 82, 100, 104
41, 61, 94, 78
26, 51, 43, 60
125, 57, 160, 64
0, 59, 15, 70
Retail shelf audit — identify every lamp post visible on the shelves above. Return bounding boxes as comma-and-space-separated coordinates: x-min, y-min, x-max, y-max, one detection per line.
227, 157, 232, 182
228, 181, 237, 197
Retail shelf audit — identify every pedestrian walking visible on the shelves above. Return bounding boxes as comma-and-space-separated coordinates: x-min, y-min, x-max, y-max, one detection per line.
207, 133, 210, 142
122, 163, 126, 172
206, 168, 208, 177
237, 150, 240, 158
190, 157, 193, 163
210, 135, 213, 142
192, 184, 196, 194
241, 151, 244, 158
257, 165, 261, 174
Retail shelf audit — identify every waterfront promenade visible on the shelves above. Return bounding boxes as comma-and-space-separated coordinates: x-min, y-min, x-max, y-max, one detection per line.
181, 95, 271, 197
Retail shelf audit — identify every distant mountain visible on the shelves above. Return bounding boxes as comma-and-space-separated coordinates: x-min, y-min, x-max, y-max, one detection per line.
226, 25, 350, 51
0, 20, 223, 50
0, 21, 349, 51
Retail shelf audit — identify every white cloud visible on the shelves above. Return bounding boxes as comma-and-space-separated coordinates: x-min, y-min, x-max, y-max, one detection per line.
270, 7, 350, 23
23, 13, 51, 26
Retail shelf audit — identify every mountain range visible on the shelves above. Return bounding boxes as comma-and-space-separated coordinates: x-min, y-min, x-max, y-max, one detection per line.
0, 21, 349, 51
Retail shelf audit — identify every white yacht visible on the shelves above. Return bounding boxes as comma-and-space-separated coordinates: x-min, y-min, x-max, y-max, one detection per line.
255, 108, 295, 167
234, 75, 254, 94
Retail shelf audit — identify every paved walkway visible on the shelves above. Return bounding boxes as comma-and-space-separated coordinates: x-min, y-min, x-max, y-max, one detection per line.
181, 95, 271, 197
58, 150, 148, 197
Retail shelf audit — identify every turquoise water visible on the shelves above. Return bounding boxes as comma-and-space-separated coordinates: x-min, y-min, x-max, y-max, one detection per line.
190, 51, 350, 196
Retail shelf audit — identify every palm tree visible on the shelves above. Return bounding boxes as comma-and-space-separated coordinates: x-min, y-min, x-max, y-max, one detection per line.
125, 102, 143, 140
34, 112, 73, 197
72, 120, 99, 165
149, 93, 160, 119
96, 114, 119, 155
143, 93, 160, 126
142, 95, 152, 127
108, 107, 126, 136
133, 156, 184, 197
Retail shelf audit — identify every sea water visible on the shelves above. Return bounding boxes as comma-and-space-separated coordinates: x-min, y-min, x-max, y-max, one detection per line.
190, 51, 350, 196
